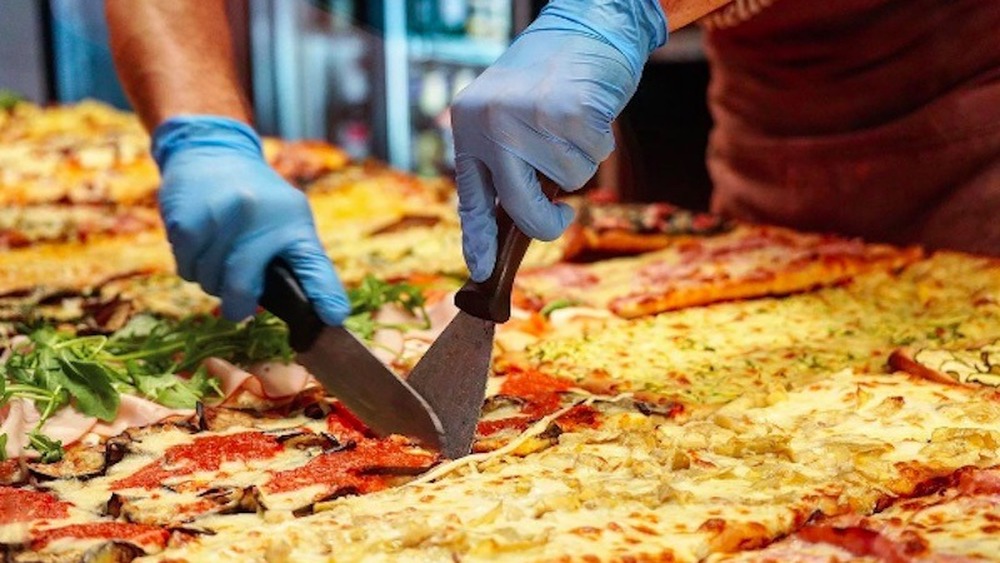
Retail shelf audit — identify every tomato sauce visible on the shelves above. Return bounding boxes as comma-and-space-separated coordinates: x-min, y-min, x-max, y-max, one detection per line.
111, 431, 283, 490
476, 416, 533, 436
265, 440, 435, 494
326, 406, 369, 444
499, 369, 574, 416
556, 404, 600, 430
0, 486, 71, 524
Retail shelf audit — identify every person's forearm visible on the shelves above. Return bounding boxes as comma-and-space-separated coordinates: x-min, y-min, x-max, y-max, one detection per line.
661, 0, 733, 30
106, 0, 251, 131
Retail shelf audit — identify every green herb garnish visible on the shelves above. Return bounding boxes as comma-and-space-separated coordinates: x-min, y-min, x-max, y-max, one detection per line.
344, 275, 430, 341
0, 277, 427, 463
27, 431, 63, 463
540, 298, 578, 317
0, 312, 293, 460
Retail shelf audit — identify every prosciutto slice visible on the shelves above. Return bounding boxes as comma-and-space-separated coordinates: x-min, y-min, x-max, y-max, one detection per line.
1, 398, 97, 459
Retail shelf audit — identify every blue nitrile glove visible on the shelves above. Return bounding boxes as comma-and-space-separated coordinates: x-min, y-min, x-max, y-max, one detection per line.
152, 116, 350, 324
451, 0, 667, 281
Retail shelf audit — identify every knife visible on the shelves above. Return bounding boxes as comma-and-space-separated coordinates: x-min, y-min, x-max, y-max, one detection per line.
260, 259, 446, 451
408, 180, 562, 459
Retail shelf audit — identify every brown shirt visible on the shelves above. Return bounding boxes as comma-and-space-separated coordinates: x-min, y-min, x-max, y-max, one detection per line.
704, 0, 1000, 255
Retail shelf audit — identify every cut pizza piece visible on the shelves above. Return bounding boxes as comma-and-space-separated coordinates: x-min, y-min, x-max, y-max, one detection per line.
561, 199, 733, 261
0, 101, 159, 205
515, 224, 923, 318
715, 466, 1000, 562
40, 404, 439, 528
890, 339, 1000, 388
328, 221, 566, 285
0, 231, 174, 296
0, 102, 356, 207
0, 204, 161, 249
0, 486, 171, 563
0, 273, 216, 337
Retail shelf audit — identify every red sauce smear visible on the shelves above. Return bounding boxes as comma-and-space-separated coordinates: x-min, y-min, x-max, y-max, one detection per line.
0, 459, 21, 484
0, 486, 71, 525
557, 404, 600, 430
797, 526, 912, 563
111, 431, 283, 490
326, 405, 370, 444
499, 369, 574, 416
958, 467, 1000, 495
476, 369, 601, 437
31, 522, 169, 550
477, 416, 533, 436
265, 440, 436, 494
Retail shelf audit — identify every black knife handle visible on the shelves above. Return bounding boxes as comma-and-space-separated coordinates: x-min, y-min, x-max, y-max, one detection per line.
261, 258, 324, 352
455, 177, 562, 323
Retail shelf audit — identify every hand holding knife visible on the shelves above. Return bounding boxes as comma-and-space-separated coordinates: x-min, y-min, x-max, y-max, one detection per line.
261, 179, 561, 459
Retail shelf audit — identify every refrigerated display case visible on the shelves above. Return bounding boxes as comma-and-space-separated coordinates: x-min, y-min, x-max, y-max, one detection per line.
251, 0, 531, 174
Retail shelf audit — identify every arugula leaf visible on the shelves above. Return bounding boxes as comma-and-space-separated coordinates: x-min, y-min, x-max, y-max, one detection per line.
343, 312, 378, 341
1, 312, 291, 440
0, 434, 7, 461
344, 276, 431, 342
0, 282, 424, 462
348, 276, 427, 317
133, 366, 220, 409
27, 431, 63, 463
52, 353, 120, 421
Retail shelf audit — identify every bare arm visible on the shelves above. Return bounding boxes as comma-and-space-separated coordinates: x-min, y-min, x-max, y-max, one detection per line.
662, 0, 734, 30
105, 0, 251, 131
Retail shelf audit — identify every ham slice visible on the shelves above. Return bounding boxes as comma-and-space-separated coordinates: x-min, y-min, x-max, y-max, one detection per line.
370, 295, 460, 368
91, 394, 191, 437
2, 357, 320, 459
203, 357, 315, 404
1, 399, 96, 459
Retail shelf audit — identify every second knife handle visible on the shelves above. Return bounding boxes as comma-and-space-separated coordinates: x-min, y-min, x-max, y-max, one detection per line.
261, 258, 324, 352
455, 177, 562, 323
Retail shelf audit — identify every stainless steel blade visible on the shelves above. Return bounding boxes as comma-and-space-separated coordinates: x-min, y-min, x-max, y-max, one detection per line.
297, 326, 446, 451
406, 311, 495, 459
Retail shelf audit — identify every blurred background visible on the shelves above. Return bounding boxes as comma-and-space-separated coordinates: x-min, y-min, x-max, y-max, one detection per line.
0, 0, 713, 210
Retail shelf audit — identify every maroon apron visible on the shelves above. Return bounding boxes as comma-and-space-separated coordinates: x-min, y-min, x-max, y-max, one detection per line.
704, 0, 1000, 255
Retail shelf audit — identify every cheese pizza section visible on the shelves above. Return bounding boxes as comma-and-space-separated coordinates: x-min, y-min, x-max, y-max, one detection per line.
717, 466, 1000, 562
151, 369, 1000, 562
505, 251, 1000, 407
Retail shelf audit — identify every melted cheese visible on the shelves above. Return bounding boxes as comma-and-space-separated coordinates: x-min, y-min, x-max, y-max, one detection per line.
524, 253, 1000, 406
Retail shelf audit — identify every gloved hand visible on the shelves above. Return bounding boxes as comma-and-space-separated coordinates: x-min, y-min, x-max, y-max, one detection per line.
152, 116, 350, 324
451, 0, 667, 281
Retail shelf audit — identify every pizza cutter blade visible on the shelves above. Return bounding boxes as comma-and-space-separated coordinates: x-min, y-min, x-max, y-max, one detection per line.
408, 180, 563, 459
261, 259, 446, 452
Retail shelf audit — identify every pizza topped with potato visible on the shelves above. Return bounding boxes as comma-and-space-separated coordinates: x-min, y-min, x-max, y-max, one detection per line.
2, 101, 1000, 563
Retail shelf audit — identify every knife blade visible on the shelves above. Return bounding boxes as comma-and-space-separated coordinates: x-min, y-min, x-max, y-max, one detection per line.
408, 180, 562, 459
260, 259, 446, 451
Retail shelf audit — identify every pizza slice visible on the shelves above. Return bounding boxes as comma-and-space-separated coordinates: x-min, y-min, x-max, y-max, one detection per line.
562, 199, 732, 261
890, 339, 1000, 388
0, 231, 174, 297
0, 204, 161, 249
515, 224, 923, 318
716, 466, 1000, 562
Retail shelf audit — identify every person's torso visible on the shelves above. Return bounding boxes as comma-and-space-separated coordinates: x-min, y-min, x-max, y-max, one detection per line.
702, 0, 1000, 255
